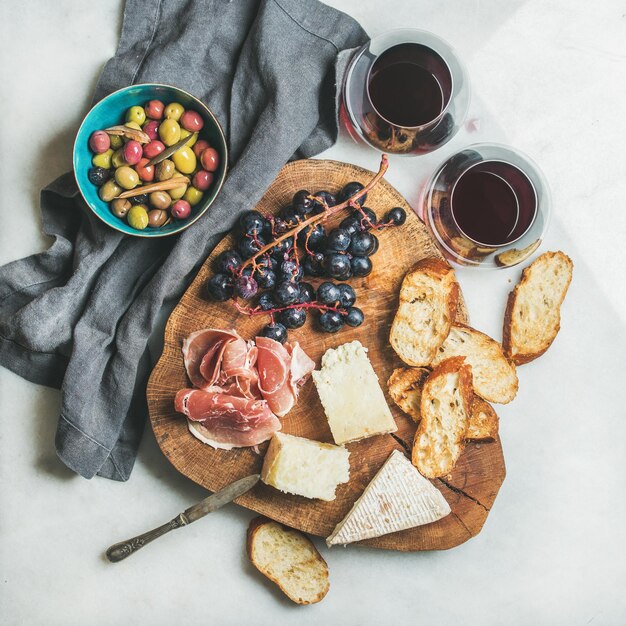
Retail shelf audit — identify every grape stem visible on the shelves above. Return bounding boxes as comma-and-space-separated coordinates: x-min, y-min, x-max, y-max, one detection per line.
233, 299, 347, 317
239, 154, 389, 272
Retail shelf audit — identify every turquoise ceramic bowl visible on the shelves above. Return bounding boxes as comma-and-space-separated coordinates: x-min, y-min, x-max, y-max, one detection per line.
73, 84, 228, 237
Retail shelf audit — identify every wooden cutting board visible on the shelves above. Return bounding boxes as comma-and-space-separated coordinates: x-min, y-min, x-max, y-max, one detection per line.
147, 159, 505, 551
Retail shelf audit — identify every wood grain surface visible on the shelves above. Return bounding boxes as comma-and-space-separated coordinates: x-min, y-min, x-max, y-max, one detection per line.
147, 159, 506, 551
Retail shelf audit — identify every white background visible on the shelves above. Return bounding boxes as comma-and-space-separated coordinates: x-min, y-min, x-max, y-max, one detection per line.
1, 1, 625, 624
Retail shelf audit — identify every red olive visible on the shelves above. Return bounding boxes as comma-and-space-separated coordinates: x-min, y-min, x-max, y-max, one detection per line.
200, 147, 219, 172
143, 141, 165, 159
89, 130, 110, 154
192, 139, 210, 159
143, 120, 159, 141
135, 158, 154, 182
144, 100, 165, 120
123, 140, 143, 166
180, 110, 204, 132
171, 199, 191, 220
192, 170, 213, 191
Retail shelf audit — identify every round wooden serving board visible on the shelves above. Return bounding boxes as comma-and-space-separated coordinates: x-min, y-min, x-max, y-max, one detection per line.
147, 159, 505, 551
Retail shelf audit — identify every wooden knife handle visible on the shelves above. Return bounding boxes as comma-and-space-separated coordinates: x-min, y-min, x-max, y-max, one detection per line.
105, 513, 188, 563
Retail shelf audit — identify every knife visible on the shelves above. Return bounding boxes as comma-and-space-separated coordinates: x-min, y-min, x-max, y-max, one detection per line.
105, 474, 259, 563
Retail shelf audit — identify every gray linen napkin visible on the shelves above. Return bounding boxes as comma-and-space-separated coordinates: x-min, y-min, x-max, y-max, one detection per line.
0, 0, 367, 480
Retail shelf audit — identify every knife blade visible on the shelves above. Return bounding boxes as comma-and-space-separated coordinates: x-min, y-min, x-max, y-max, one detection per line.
105, 474, 259, 563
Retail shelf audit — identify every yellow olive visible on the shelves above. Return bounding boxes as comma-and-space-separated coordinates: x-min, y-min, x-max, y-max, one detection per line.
111, 149, 125, 168
159, 119, 181, 146
127, 205, 149, 230
149, 191, 172, 210
148, 209, 169, 228
183, 186, 204, 206
109, 134, 123, 150
115, 166, 140, 190
110, 198, 131, 218
155, 159, 175, 181
168, 175, 188, 200
179, 128, 197, 147
126, 106, 146, 126
99, 180, 122, 202
164, 102, 184, 121
92, 149, 113, 169
172, 146, 196, 174
125, 121, 142, 131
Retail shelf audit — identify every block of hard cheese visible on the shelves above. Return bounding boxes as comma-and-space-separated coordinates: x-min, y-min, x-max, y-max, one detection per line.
326, 449, 450, 546
312, 341, 397, 445
261, 432, 350, 501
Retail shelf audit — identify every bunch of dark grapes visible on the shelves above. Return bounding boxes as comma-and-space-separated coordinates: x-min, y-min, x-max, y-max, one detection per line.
206, 181, 406, 343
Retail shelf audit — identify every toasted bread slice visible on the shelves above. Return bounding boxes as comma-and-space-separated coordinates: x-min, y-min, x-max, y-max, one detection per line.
503, 251, 573, 364
247, 517, 329, 605
466, 397, 499, 441
387, 367, 431, 422
390, 258, 459, 367
432, 324, 518, 404
412, 357, 473, 478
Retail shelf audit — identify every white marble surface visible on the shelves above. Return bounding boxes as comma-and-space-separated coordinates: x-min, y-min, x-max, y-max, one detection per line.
1, 1, 625, 624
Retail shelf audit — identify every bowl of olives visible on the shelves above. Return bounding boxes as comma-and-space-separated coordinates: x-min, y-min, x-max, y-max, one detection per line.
73, 84, 228, 237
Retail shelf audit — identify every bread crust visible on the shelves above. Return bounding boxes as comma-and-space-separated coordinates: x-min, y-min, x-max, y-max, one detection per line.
247, 516, 329, 605
503, 251, 573, 365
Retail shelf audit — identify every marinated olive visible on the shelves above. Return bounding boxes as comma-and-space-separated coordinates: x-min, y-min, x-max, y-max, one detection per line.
148, 209, 168, 228
180, 128, 197, 147
200, 147, 219, 172
110, 198, 131, 218
149, 191, 172, 210
164, 102, 184, 121
180, 110, 204, 132
143, 120, 159, 141
168, 177, 188, 200
155, 158, 175, 181
183, 186, 204, 206
172, 146, 196, 174
159, 118, 181, 146
99, 179, 122, 202
92, 149, 113, 169
192, 170, 213, 191
171, 200, 191, 220
145, 100, 164, 120
123, 140, 143, 166
115, 166, 140, 190
111, 149, 125, 168
192, 139, 210, 158
131, 193, 149, 205
89, 130, 110, 154
125, 121, 142, 131
109, 134, 123, 150
143, 140, 165, 159
135, 158, 154, 182
126, 106, 146, 126
127, 205, 149, 230
88, 166, 110, 186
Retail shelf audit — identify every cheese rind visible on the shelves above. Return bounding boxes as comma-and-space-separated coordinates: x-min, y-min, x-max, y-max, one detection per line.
326, 449, 451, 546
261, 432, 350, 501
312, 341, 397, 445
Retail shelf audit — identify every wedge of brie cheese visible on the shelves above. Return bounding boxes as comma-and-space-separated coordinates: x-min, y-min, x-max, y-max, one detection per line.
326, 449, 451, 546
261, 432, 350, 501
312, 341, 397, 445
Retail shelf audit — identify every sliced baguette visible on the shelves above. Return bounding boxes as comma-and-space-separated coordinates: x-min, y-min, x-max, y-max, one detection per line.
388, 366, 499, 441
390, 258, 459, 367
503, 251, 573, 364
432, 324, 518, 404
412, 357, 473, 478
247, 517, 329, 605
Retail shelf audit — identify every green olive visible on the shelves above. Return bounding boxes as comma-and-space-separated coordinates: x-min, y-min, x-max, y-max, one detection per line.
127, 205, 149, 230
149, 191, 172, 210
126, 106, 146, 126
172, 146, 197, 175
115, 166, 140, 190
179, 128, 197, 147
168, 172, 188, 200
92, 149, 113, 169
111, 149, 125, 168
158, 119, 181, 146
110, 198, 131, 218
155, 159, 175, 181
109, 134, 123, 150
148, 209, 169, 228
183, 186, 204, 206
99, 180, 122, 202
164, 102, 184, 121
125, 121, 142, 131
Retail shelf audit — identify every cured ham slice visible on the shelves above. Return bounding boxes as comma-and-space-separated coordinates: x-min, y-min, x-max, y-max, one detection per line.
256, 337, 315, 417
175, 388, 281, 449
182, 328, 239, 389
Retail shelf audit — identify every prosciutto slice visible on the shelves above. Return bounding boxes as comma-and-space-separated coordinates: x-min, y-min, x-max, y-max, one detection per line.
175, 389, 280, 449
182, 328, 239, 389
256, 337, 315, 417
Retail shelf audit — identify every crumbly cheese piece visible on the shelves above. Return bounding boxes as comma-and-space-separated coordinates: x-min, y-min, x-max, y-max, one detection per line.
261, 432, 350, 502
312, 341, 397, 445
326, 449, 451, 546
